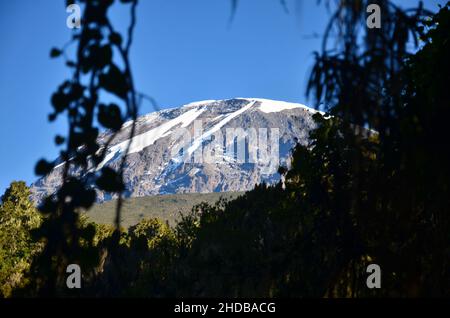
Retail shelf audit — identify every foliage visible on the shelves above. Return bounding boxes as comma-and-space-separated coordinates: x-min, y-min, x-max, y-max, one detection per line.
84, 191, 243, 228
301, 0, 450, 296
0, 182, 42, 297
29, 0, 141, 295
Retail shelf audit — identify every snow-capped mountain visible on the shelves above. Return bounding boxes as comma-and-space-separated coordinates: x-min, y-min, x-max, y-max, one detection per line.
32, 98, 319, 203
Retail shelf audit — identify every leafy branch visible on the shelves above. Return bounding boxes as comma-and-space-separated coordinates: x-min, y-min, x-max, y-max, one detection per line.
32, 0, 142, 295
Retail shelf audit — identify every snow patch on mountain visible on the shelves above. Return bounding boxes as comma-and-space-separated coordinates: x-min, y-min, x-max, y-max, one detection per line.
248, 98, 314, 114
98, 106, 205, 169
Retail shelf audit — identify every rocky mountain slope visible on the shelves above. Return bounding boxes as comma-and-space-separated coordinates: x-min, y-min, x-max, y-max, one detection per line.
32, 98, 319, 203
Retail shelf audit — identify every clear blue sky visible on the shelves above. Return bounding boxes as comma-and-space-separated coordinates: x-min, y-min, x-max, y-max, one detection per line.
0, 0, 445, 194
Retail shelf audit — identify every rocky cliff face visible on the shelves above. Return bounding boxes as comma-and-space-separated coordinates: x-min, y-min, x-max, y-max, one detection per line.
32, 98, 319, 203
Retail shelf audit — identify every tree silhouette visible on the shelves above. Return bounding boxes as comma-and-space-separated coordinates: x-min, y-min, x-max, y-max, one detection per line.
30, 0, 142, 296
300, 0, 450, 296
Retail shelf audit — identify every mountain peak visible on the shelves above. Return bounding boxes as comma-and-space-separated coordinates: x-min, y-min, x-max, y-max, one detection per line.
32, 98, 319, 203
179, 97, 316, 113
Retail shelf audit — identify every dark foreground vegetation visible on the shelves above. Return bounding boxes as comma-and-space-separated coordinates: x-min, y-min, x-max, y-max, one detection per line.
0, 0, 449, 297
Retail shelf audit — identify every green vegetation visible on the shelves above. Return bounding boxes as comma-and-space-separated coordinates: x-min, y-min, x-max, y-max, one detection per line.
0, 182, 42, 297
85, 192, 243, 227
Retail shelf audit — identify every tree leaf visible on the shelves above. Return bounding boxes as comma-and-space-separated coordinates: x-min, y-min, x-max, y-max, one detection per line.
50, 48, 62, 58
35, 159, 54, 176
96, 167, 125, 192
